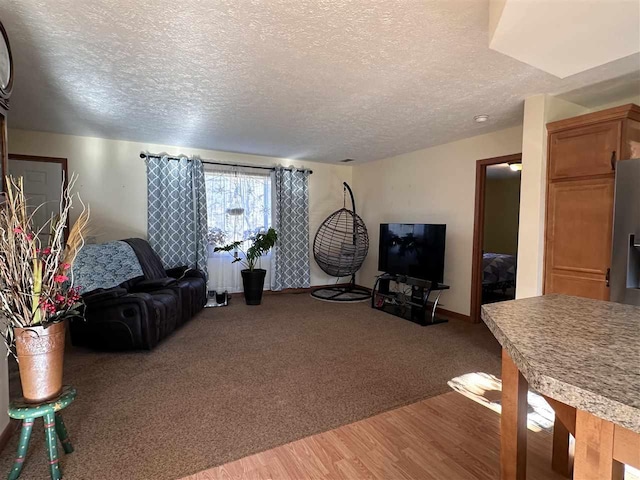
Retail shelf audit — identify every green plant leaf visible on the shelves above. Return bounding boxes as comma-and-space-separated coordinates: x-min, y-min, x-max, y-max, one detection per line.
215, 228, 277, 271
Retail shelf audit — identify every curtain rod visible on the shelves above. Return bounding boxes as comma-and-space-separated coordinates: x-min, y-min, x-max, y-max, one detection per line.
139, 152, 313, 174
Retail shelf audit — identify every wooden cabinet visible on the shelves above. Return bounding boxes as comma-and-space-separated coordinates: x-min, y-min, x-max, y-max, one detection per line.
548, 121, 620, 180
544, 104, 640, 301
544, 178, 614, 300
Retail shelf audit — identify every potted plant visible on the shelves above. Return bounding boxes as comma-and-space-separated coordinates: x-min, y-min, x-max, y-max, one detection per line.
214, 228, 277, 305
0, 175, 89, 403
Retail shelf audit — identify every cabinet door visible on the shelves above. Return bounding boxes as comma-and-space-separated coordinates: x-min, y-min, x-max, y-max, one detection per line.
549, 121, 621, 180
544, 177, 614, 300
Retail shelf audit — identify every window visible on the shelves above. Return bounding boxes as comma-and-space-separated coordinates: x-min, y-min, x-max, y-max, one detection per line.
204, 169, 272, 251
204, 168, 273, 292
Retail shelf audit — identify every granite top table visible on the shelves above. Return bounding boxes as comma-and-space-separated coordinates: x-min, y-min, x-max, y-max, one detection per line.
482, 294, 640, 433
481, 294, 640, 479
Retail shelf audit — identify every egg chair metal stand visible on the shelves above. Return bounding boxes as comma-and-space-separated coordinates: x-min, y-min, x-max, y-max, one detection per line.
311, 182, 371, 302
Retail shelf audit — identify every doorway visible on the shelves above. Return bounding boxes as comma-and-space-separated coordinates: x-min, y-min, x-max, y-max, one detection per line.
7, 154, 68, 242
470, 153, 522, 323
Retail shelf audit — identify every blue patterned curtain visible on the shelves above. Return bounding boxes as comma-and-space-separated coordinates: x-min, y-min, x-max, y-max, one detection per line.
146, 155, 208, 272
271, 167, 310, 290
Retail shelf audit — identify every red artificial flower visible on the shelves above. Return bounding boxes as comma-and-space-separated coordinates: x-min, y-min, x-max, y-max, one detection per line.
26, 233, 34, 241
61, 263, 71, 270
42, 247, 51, 255
70, 286, 81, 301
54, 274, 69, 283
13, 227, 22, 234
40, 300, 57, 314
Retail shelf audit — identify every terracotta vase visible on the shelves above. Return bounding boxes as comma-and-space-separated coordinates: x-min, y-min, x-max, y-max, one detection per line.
14, 321, 66, 403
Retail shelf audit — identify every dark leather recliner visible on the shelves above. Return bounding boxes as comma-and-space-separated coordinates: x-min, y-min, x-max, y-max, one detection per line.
69, 239, 207, 350
71, 285, 180, 350
123, 238, 207, 324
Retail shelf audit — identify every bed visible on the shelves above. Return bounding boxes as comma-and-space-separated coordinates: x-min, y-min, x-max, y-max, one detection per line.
482, 253, 516, 294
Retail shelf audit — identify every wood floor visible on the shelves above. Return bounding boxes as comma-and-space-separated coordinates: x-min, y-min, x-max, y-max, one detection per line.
183, 391, 571, 480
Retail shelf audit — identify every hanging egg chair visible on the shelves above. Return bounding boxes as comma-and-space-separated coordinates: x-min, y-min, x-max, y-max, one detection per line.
311, 182, 371, 302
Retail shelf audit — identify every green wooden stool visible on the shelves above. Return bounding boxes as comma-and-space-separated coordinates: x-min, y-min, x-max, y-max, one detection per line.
7, 386, 76, 480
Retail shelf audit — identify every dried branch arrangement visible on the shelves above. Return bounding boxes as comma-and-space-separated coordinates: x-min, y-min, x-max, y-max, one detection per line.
0, 174, 90, 352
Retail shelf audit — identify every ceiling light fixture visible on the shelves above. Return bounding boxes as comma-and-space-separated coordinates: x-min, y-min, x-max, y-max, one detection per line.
509, 162, 523, 172
474, 114, 489, 123
340, 158, 355, 163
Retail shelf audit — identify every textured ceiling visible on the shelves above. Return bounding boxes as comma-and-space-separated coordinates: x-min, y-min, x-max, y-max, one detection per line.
1, 0, 639, 163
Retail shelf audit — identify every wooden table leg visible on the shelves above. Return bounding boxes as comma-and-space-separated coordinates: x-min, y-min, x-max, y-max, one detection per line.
542, 395, 577, 478
552, 415, 573, 477
501, 348, 528, 480
574, 410, 624, 480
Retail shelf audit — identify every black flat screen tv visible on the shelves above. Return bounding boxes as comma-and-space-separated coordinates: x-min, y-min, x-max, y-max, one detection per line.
378, 223, 446, 282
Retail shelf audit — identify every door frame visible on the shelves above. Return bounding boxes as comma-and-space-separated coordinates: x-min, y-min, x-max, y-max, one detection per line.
7, 153, 70, 239
470, 152, 522, 323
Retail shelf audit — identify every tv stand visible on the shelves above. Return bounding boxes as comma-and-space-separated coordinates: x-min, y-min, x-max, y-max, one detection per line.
371, 273, 450, 326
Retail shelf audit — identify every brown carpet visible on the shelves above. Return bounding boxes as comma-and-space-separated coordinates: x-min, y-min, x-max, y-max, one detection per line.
0, 294, 501, 480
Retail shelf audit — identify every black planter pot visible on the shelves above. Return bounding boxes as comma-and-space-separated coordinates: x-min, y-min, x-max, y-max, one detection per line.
241, 269, 267, 305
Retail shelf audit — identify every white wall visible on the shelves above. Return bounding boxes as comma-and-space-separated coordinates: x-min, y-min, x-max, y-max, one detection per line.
352, 126, 523, 316
7, 129, 353, 287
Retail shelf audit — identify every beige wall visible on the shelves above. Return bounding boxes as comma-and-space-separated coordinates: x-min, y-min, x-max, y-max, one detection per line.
352, 126, 523, 316
483, 174, 521, 255
7, 129, 353, 287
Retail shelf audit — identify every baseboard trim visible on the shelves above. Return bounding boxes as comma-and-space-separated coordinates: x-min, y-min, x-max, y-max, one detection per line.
264, 283, 353, 295
0, 419, 18, 453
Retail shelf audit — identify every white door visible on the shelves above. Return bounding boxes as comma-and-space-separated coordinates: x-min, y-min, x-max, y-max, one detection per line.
8, 159, 63, 244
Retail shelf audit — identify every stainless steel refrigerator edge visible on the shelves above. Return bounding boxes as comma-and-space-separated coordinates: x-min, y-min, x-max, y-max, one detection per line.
610, 158, 640, 306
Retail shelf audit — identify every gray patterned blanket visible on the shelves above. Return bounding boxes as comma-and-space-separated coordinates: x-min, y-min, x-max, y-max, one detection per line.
482, 253, 516, 288
71, 241, 144, 294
